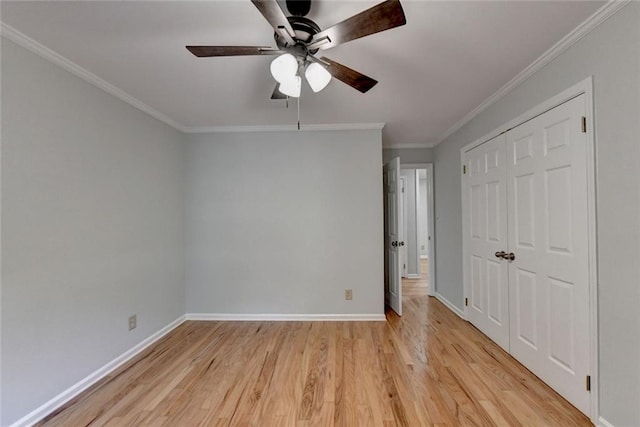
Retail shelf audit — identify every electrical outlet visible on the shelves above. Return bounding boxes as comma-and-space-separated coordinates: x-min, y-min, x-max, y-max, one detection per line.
345, 289, 353, 300
128, 314, 137, 331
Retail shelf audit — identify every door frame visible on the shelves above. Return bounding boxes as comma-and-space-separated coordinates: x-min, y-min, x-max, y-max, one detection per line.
415, 169, 423, 277
400, 170, 421, 279
399, 163, 435, 297
460, 77, 598, 423
399, 176, 407, 278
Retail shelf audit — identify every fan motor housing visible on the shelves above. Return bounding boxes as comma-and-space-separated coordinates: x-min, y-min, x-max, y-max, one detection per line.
286, 0, 311, 17
274, 16, 321, 55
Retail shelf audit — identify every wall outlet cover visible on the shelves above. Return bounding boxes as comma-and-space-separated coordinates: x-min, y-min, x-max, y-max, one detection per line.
128, 315, 137, 331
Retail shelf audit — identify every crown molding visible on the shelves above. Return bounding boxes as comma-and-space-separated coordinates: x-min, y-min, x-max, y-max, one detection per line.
0, 23, 384, 136
432, 0, 630, 147
182, 122, 385, 134
0, 26, 384, 137
383, 142, 436, 149
1, 22, 186, 132
4, 1, 628, 144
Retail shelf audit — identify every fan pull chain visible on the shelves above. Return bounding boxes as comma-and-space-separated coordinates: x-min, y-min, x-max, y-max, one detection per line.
297, 95, 301, 130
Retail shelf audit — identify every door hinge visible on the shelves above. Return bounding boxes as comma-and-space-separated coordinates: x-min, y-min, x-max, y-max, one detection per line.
581, 116, 587, 133
465, 297, 469, 306
586, 375, 591, 392
463, 165, 467, 174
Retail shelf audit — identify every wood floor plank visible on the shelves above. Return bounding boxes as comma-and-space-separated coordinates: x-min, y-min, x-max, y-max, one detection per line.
402, 259, 429, 296
37, 291, 591, 427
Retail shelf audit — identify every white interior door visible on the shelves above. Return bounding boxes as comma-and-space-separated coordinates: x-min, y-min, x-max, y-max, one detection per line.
384, 157, 402, 315
464, 134, 510, 350
506, 94, 590, 413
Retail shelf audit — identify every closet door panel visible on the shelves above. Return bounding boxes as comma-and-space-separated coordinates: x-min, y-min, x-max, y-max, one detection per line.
506, 94, 590, 414
464, 134, 509, 350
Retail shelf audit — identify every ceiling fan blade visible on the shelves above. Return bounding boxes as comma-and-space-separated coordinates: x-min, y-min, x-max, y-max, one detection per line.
309, 0, 406, 50
319, 57, 378, 93
271, 84, 287, 99
250, 0, 296, 46
186, 46, 282, 57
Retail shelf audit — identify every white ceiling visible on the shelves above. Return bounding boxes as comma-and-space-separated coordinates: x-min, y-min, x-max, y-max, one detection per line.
1, 1, 604, 147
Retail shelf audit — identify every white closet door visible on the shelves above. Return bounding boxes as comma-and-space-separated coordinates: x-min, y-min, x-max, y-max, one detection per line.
506, 94, 590, 413
465, 134, 510, 350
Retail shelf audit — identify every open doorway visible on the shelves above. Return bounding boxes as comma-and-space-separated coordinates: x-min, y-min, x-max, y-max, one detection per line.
384, 160, 434, 316
399, 166, 433, 298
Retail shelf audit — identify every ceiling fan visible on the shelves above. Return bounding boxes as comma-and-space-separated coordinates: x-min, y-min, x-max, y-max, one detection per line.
186, 0, 406, 99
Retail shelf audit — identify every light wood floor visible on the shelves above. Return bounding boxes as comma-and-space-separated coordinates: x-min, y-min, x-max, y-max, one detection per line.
38, 295, 590, 426
402, 258, 429, 297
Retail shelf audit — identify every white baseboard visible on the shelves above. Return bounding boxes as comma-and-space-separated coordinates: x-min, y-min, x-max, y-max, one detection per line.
9, 315, 186, 427
598, 416, 615, 427
186, 313, 386, 322
420, 255, 429, 259
433, 293, 466, 319
407, 274, 421, 279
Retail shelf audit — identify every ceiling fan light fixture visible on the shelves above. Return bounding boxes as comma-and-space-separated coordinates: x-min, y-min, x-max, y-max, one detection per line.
305, 62, 331, 93
270, 53, 298, 83
279, 75, 302, 98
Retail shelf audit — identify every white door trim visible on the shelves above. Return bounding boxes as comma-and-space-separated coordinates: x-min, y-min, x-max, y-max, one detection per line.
414, 170, 422, 278
399, 176, 406, 278
425, 165, 435, 297
460, 77, 598, 423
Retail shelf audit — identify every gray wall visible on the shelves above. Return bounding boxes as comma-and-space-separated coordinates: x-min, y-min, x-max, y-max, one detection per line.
432, 4, 640, 425
185, 130, 384, 315
400, 169, 418, 276
1, 38, 186, 426
383, 147, 432, 164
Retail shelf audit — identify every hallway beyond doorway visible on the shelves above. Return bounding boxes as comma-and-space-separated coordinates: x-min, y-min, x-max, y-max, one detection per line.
402, 258, 428, 297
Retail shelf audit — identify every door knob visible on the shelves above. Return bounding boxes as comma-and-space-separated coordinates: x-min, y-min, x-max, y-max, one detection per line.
505, 252, 515, 261
391, 241, 397, 247
495, 251, 506, 259
399, 241, 405, 247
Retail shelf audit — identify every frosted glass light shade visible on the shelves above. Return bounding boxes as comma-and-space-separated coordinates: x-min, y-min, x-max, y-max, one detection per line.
270, 54, 298, 83
279, 75, 302, 98
305, 62, 331, 93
